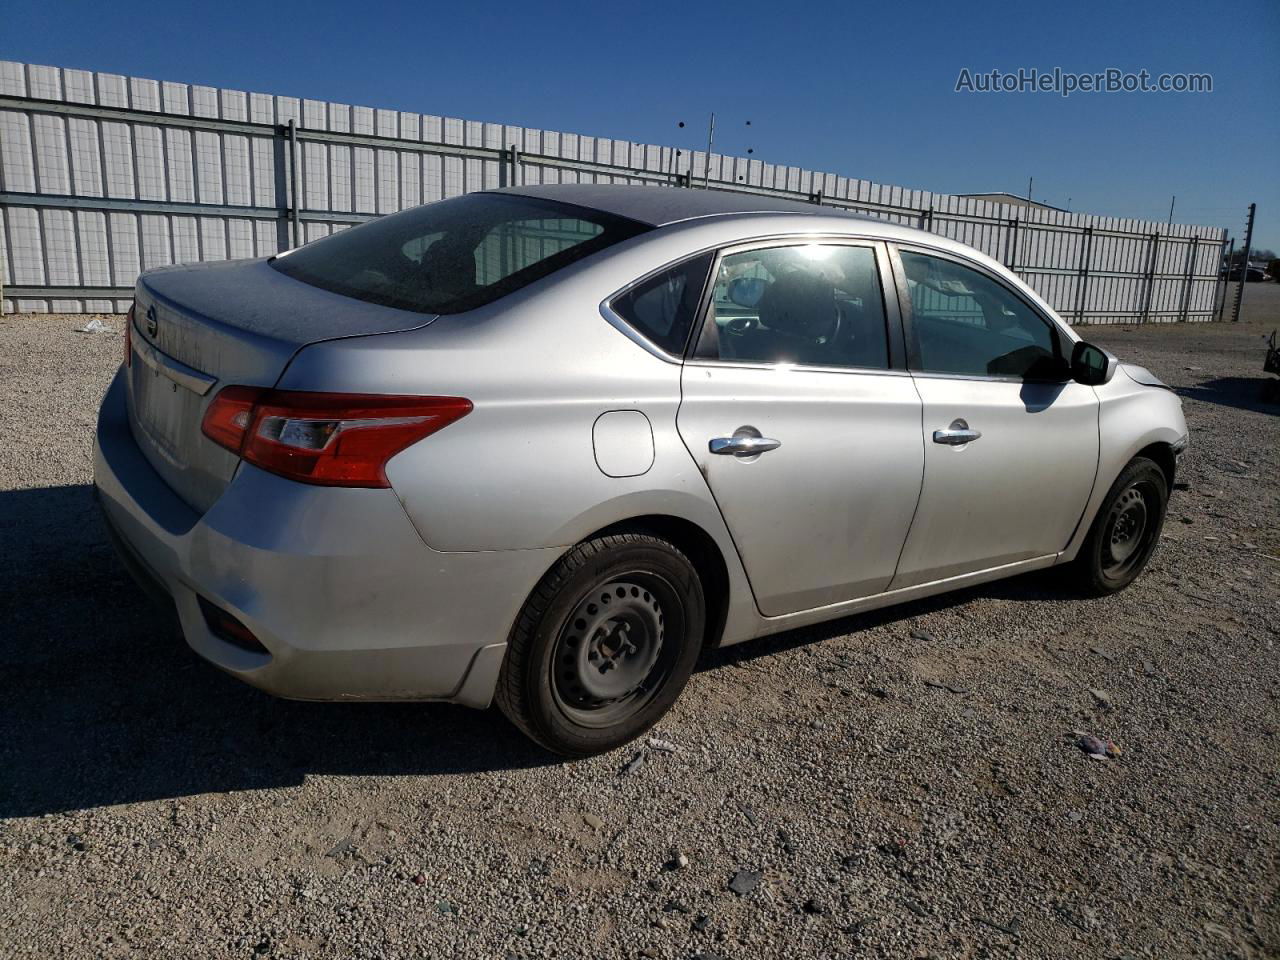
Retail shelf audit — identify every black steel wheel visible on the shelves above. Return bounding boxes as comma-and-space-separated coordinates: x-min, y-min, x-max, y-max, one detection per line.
550, 577, 680, 728
1101, 485, 1150, 579
495, 532, 704, 757
1075, 456, 1169, 594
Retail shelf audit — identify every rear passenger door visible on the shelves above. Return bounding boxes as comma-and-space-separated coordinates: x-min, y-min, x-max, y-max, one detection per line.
887, 245, 1099, 588
677, 239, 925, 616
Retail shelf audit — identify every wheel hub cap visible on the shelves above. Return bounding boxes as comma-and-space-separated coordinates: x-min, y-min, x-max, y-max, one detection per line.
557, 581, 664, 705
1105, 487, 1148, 568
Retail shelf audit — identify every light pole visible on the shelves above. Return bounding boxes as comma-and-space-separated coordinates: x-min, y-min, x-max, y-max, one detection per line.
703, 113, 715, 187
674, 116, 756, 188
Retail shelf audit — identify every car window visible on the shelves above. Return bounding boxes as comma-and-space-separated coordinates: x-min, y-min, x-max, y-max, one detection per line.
474, 218, 605, 285
610, 254, 713, 356
899, 251, 1064, 379
693, 243, 890, 369
271, 193, 649, 315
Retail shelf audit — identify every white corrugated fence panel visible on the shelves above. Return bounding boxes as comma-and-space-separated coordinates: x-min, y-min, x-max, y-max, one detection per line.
0, 60, 1229, 317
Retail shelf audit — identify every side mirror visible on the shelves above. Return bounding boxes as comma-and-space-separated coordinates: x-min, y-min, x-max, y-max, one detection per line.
727, 276, 767, 308
1071, 340, 1118, 386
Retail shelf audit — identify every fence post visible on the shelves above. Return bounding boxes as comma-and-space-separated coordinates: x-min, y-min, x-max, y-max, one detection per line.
1004, 218, 1020, 269
918, 206, 934, 232
1216, 237, 1234, 320
1177, 238, 1198, 323
1139, 232, 1160, 324
1072, 226, 1094, 325
507, 144, 521, 188
808, 189, 823, 205
1230, 202, 1256, 322
287, 119, 301, 249
270, 124, 291, 251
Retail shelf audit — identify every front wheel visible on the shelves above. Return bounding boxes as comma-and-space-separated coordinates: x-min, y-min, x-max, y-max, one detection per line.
494, 532, 705, 757
1073, 456, 1169, 595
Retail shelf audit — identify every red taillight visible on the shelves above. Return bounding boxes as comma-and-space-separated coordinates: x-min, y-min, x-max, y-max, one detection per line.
201, 385, 262, 451
201, 388, 472, 488
124, 304, 134, 367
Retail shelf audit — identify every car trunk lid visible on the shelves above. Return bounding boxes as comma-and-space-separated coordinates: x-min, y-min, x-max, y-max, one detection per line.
127, 258, 437, 514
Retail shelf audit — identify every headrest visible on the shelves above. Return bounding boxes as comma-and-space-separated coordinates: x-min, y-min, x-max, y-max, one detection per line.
758, 269, 837, 341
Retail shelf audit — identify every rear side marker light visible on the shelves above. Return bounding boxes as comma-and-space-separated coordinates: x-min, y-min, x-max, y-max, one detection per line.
198, 596, 269, 655
201, 388, 472, 488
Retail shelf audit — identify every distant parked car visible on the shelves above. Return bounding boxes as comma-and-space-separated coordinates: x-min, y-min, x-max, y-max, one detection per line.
95, 185, 1188, 756
1221, 264, 1269, 282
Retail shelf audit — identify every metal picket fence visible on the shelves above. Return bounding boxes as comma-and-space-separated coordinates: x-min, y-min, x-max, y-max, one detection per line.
0, 60, 1227, 322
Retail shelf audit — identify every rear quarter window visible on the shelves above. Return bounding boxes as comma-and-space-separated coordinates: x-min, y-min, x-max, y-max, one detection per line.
609, 254, 714, 356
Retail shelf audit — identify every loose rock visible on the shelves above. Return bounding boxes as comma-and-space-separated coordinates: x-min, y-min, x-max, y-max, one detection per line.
728, 869, 762, 896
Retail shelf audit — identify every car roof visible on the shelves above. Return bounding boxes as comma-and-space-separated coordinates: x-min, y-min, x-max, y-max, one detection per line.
484, 184, 1074, 333
484, 183, 876, 228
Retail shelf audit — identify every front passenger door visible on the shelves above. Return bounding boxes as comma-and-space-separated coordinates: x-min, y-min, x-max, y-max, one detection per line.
889, 247, 1099, 589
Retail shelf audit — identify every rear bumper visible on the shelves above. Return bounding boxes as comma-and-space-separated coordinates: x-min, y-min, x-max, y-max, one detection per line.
93, 368, 557, 706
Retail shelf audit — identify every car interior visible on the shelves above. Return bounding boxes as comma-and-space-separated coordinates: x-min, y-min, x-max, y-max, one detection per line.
899, 250, 1066, 380
705, 245, 890, 368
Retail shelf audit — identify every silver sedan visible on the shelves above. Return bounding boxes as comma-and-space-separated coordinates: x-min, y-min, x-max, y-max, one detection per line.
95, 184, 1188, 755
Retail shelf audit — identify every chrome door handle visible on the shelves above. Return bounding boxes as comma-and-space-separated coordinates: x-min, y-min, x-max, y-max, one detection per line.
933, 419, 982, 445
709, 436, 782, 456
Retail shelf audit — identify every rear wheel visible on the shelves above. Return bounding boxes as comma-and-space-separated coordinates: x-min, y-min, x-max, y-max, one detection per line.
1073, 456, 1168, 594
495, 533, 704, 757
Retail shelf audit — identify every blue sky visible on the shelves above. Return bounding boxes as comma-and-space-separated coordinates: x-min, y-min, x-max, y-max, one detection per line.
5, 0, 1278, 250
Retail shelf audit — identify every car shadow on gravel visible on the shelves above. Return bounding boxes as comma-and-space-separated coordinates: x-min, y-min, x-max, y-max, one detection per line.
1177, 377, 1279, 414
0, 485, 559, 819
701, 566, 1071, 672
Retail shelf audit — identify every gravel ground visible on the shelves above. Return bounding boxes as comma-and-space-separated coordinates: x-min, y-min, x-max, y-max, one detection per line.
2, 288, 1278, 959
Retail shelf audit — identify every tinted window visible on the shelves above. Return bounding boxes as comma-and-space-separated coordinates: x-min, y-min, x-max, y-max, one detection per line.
271, 193, 649, 315
610, 254, 713, 355
694, 244, 889, 369
900, 251, 1064, 379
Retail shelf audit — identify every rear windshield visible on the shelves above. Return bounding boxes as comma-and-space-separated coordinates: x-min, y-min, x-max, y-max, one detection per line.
270, 193, 650, 315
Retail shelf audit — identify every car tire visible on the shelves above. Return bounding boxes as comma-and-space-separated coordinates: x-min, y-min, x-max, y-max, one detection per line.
494, 532, 705, 757
1073, 456, 1169, 595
